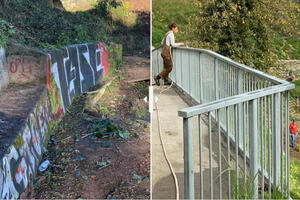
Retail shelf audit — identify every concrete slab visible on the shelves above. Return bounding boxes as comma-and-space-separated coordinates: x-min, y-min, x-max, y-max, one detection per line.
152, 86, 229, 199
0, 84, 46, 159
7, 55, 47, 84
0, 48, 9, 92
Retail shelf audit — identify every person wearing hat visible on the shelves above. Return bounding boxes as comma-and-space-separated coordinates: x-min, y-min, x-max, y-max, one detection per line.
154, 22, 185, 86
289, 119, 298, 148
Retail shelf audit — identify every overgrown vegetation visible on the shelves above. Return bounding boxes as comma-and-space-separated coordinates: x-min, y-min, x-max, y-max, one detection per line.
290, 160, 300, 199
152, 0, 197, 48
152, 0, 300, 70
111, 2, 137, 27
185, 0, 300, 71
0, 0, 149, 56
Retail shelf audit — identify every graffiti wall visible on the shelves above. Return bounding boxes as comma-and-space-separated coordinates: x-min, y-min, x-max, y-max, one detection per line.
0, 42, 119, 198
7, 55, 47, 84
0, 48, 9, 92
0, 92, 52, 199
48, 43, 108, 118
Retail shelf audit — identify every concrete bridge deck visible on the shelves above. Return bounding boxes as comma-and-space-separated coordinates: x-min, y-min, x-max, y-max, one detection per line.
152, 86, 229, 199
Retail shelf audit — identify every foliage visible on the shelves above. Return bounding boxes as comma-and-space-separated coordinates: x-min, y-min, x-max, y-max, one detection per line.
93, 0, 120, 18
290, 160, 300, 199
0, 19, 15, 48
272, 32, 300, 60
152, 0, 197, 48
0, 0, 149, 56
132, 99, 148, 120
290, 79, 300, 100
230, 170, 255, 199
185, 0, 300, 70
111, 2, 137, 27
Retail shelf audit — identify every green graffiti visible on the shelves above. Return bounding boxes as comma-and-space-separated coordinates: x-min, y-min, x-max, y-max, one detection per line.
14, 134, 24, 149
47, 71, 63, 117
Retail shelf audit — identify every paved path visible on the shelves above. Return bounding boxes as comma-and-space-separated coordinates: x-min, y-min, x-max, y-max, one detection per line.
152, 86, 229, 199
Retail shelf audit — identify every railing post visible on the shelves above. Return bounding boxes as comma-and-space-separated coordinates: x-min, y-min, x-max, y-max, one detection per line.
237, 70, 243, 148
183, 117, 194, 199
214, 58, 219, 100
249, 99, 258, 198
272, 92, 280, 187
199, 53, 203, 103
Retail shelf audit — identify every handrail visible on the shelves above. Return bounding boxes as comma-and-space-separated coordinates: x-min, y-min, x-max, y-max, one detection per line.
178, 83, 294, 118
152, 46, 286, 84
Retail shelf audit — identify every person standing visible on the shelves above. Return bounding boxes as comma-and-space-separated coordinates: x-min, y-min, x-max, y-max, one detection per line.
289, 119, 298, 148
154, 22, 184, 86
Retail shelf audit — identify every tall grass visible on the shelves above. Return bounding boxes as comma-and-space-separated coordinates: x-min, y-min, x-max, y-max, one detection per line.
152, 0, 196, 48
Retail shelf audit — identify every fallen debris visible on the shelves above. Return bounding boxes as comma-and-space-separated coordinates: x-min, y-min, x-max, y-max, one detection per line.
38, 160, 50, 172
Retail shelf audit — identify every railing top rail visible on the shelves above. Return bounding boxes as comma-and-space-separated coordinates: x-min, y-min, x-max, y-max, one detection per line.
152, 46, 287, 85
178, 83, 294, 118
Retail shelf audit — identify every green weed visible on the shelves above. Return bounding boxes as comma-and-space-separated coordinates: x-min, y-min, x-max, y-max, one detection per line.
290, 160, 300, 199
132, 99, 148, 120
97, 103, 110, 115
111, 2, 138, 27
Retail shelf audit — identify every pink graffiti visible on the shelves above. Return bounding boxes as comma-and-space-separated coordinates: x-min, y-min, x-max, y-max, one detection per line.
98, 44, 108, 75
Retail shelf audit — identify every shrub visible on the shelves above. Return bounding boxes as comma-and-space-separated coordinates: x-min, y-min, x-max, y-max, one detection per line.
185, 0, 300, 71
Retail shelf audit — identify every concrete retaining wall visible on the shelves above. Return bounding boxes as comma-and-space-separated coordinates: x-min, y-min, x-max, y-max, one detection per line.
0, 42, 122, 198
48, 43, 109, 119
0, 90, 52, 199
0, 48, 9, 92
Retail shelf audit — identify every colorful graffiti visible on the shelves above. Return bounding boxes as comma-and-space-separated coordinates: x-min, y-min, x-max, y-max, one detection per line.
0, 93, 52, 199
0, 42, 118, 198
48, 43, 108, 115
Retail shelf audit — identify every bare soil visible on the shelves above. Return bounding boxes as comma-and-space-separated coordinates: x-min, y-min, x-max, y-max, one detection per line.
29, 57, 150, 199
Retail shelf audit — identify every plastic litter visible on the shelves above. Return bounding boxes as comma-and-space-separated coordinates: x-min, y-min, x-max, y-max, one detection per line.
38, 160, 50, 172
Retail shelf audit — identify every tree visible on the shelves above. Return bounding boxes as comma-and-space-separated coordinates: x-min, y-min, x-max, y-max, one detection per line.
186, 0, 300, 70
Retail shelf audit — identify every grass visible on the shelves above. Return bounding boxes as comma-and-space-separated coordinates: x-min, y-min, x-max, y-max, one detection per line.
290, 79, 300, 100
290, 160, 300, 199
111, 2, 138, 27
272, 32, 300, 60
152, 0, 196, 48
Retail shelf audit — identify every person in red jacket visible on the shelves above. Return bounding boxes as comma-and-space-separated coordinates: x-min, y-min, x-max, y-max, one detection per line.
289, 119, 298, 148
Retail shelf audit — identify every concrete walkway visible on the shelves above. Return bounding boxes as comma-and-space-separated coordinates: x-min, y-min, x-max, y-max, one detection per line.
152, 86, 229, 199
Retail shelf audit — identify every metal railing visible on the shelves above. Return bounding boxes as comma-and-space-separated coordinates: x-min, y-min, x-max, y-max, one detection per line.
152, 46, 295, 199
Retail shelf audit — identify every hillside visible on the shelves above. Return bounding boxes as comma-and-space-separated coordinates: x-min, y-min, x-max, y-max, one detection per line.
0, 0, 150, 56
152, 0, 196, 48
152, 0, 300, 62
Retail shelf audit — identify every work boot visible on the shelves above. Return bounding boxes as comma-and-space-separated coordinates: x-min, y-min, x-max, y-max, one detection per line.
164, 79, 172, 85
154, 75, 161, 86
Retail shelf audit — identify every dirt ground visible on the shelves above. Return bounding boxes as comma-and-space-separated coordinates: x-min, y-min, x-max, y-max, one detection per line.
29, 57, 150, 199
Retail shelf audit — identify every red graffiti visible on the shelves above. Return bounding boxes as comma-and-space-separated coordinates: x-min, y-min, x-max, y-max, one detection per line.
98, 44, 108, 76
47, 55, 51, 91
9, 58, 33, 79
10, 61, 18, 73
